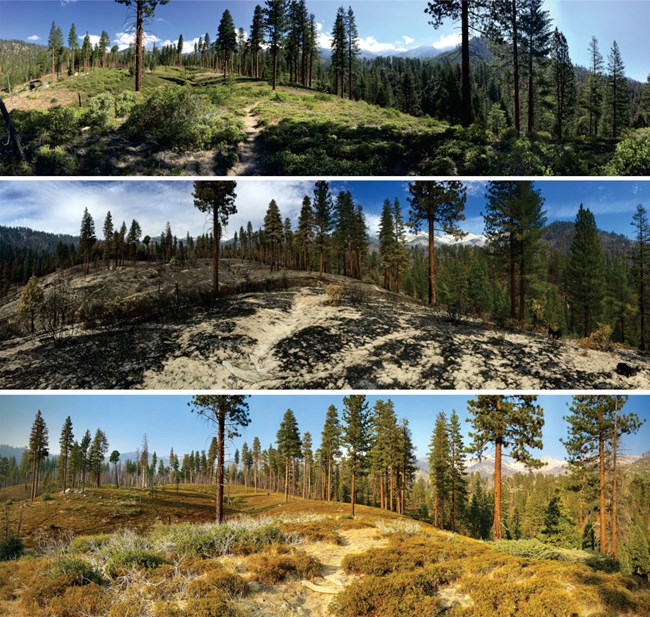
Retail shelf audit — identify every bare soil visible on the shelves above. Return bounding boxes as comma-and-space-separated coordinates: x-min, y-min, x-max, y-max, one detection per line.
1, 259, 648, 390
228, 105, 264, 175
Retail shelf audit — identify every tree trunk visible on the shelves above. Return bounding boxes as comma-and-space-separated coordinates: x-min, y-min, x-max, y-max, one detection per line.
461, 0, 471, 127
518, 247, 525, 327
527, 39, 534, 132
510, 236, 517, 320
213, 211, 221, 301
272, 49, 278, 90
135, 0, 144, 92
428, 217, 436, 305
350, 468, 356, 516
216, 410, 225, 523
598, 397, 606, 553
511, 0, 520, 135
611, 404, 618, 558
327, 459, 332, 501
284, 458, 290, 503
0, 98, 27, 162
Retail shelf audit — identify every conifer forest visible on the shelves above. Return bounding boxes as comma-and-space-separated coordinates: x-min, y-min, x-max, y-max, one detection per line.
2, 1, 650, 616
0, 0, 648, 175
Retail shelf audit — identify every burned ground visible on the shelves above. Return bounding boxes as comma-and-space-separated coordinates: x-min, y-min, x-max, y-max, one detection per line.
0, 260, 647, 390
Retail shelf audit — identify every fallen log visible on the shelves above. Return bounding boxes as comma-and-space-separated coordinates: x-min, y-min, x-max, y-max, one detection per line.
0, 97, 26, 162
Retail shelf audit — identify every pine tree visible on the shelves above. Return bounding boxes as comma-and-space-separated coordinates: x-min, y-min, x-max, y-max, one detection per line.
391, 199, 409, 294
520, 0, 552, 133
313, 181, 333, 277
296, 196, 314, 271
189, 395, 251, 523
346, 7, 360, 100
18, 275, 44, 334
428, 412, 451, 527
408, 181, 466, 305
217, 10, 237, 77
331, 7, 347, 97
605, 41, 629, 138
103, 211, 114, 268
448, 410, 467, 532
631, 205, 650, 349
550, 28, 575, 141
369, 399, 400, 511
467, 395, 544, 540
109, 450, 120, 487
68, 23, 79, 75
342, 395, 370, 516
263, 199, 284, 271
28, 410, 49, 501
99, 31, 110, 68
81, 33, 92, 72
58, 416, 74, 492
115, 0, 171, 91
378, 200, 396, 290
250, 4, 266, 78
48, 21, 62, 82
586, 36, 604, 137
538, 492, 579, 548
302, 431, 313, 498
192, 181, 237, 300
252, 436, 261, 493
88, 429, 108, 488
425, 1, 490, 126
264, 0, 288, 89
79, 207, 96, 275
566, 204, 605, 336
320, 405, 341, 501
277, 409, 302, 503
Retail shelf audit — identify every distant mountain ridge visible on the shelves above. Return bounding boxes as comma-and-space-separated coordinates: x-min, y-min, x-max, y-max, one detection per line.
0, 225, 78, 253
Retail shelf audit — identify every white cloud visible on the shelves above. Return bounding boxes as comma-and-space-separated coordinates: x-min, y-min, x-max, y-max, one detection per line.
27, 35, 40, 41
402, 35, 415, 45
0, 181, 316, 242
317, 31, 332, 48
113, 31, 163, 51
432, 32, 463, 50
358, 36, 406, 53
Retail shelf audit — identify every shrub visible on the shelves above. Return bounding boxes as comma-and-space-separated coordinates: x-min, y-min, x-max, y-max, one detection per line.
47, 106, 81, 143
149, 519, 285, 558
125, 86, 237, 151
0, 535, 24, 561
46, 582, 110, 617
606, 130, 650, 175
50, 556, 103, 585
115, 90, 141, 117
184, 594, 244, 617
33, 144, 78, 175
107, 549, 167, 575
581, 324, 613, 351
68, 534, 112, 553
247, 545, 321, 584
281, 521, 342, 545
186, 569, 249, 598
326, 284, 344, 305
491, 539, 563, 561
87, 92, 115, 128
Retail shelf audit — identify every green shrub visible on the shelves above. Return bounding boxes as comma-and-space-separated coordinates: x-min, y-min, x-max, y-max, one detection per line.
491, 539, 563, 561
184, 594, 243, 617
87, 92, 115, 128
33, 145, 78, 175
47, 106, 81, 143
606, 130, 650, 175
107, 549, 167, 575
50, 557, 103, 585
0, 536, 24, 561
114, 90, 141, 118
68, 534, 112, 553
125, 86, 236, 151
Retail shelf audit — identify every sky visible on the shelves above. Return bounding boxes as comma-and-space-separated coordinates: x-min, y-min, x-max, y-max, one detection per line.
1, 394, 649, 462
0, 179, 647, 241
1, 0, 648, 81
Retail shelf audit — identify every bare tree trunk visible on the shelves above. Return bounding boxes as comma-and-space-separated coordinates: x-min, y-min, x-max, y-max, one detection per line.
598, 396, 606, 553
0, 98, 26, 162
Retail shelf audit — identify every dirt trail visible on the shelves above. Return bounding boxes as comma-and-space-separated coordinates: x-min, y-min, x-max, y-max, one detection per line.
242, 527, 386, 617
228, 105, 263, 176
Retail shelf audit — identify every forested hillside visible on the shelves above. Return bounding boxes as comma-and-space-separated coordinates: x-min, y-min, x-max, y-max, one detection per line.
1, 0, 648, 175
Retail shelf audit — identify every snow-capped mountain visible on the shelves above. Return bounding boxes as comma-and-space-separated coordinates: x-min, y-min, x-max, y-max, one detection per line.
405, 230, 487, 249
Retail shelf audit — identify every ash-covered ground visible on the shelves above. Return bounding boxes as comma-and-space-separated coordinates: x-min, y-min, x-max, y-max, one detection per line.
0, 260, 647, 390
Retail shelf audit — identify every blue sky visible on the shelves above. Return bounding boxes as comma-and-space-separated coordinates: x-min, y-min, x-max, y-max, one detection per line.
1, 0, 648, 81
1, 394, 648, 461
0, 180, 647, 240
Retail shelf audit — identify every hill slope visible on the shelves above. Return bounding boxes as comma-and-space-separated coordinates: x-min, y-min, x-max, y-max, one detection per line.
0, 260, 648, 390
1, 484, 648, 617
